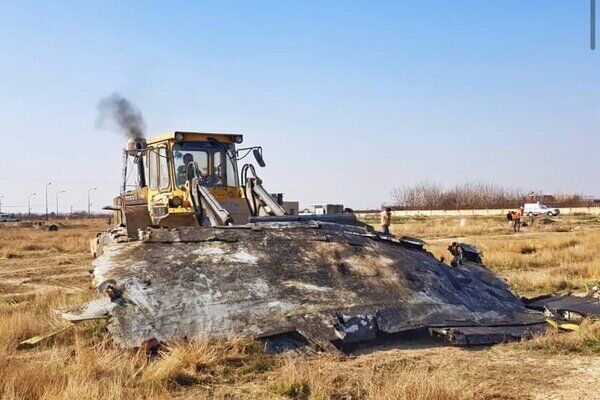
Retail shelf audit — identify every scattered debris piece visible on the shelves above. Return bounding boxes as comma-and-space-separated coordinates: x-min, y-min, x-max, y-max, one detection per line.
524, 291, 600, 320
17, 323, 75, 350
545, 319, 579, 332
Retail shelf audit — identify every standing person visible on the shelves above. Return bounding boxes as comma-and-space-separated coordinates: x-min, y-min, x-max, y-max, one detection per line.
513, 208, 522, 233
380, 207, 392, 235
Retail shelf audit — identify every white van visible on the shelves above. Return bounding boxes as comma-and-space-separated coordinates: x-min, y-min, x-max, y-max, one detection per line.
523, 202, 560, 217
0, 213, 21, 222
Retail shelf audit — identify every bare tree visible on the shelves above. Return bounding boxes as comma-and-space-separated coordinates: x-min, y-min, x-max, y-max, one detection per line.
391, 181, 527, 210
391, 181, 444, 210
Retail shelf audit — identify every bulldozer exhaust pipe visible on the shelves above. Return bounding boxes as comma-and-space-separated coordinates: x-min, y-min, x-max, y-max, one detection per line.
126, 138, 147, 188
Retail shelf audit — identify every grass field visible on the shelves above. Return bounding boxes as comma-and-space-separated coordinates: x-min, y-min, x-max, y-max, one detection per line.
0, 216, 599, 399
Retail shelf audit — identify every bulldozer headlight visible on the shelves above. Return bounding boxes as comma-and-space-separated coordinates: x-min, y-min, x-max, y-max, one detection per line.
234, 135, 243, 144
169, 196, 183, 208
174, 132, 185, 142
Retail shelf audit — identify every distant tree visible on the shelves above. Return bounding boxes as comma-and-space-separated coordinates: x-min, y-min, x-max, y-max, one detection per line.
391, 181, 528, 210
391, 181, 443, 210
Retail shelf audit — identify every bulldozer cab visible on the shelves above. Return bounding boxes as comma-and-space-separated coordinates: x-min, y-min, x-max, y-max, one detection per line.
145, 132, 242, 211
112, 131, 287, 237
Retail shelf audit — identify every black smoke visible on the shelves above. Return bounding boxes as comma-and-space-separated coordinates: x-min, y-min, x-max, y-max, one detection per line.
96, 93, 146, 138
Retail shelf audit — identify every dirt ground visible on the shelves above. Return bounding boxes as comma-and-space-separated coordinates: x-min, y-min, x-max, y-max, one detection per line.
0, 217, 598, 400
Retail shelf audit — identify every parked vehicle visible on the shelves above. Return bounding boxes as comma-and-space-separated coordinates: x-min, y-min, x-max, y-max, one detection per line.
523, 202, 560, 217
0, 213, 21, 222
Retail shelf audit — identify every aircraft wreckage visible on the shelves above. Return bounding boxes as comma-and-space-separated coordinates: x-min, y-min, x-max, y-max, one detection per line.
56, 132, 599, 352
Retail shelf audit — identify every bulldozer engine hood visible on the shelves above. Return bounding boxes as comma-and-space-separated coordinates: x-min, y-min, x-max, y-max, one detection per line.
66, 222, 547, 351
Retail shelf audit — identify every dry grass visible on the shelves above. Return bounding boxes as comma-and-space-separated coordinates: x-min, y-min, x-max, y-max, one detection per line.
379, 215, 600, 295
0, 217, 599, 399
518, 320, 600, 355
271, 355, 472, 400
361, 214, 600, 239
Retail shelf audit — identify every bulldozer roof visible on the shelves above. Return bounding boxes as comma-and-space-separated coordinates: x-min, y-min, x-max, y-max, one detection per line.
147, 131, 243, 145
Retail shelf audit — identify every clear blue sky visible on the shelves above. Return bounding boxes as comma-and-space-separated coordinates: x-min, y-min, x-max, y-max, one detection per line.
0, 1, 597, 212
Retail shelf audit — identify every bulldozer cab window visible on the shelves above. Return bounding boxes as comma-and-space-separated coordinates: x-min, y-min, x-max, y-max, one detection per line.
174, 148, 208, 188
173, 142, 238, 188
148, 147, 158, 190
158, 147, 170, 190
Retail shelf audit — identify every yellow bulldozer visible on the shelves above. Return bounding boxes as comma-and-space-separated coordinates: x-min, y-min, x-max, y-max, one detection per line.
93, 130, 358, 257
108, 132, 297, 236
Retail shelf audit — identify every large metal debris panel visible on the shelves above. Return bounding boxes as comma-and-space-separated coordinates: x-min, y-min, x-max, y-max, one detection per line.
525, 294, 600, 319
80, 224, 545, 348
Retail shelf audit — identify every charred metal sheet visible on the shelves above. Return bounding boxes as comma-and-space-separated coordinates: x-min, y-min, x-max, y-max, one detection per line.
430, 323, 547, 345
248, 214, 364, 227
260, 331, 311, 354
525, 294, 600, 319
398, 236, 426, 251
71, 224, 546, 349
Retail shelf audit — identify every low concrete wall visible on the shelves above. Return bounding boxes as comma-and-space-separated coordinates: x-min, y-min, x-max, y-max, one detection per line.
357, 207, 600, 219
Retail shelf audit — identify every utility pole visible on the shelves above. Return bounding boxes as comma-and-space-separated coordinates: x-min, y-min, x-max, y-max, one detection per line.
28, 193, 36, 217
56, 190, 66, 217
87, 187, 97, 217
45, 182, 52, 220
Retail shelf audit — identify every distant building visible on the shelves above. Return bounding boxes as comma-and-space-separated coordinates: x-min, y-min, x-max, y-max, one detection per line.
306, 204, 345, 215
269, 193, 298, 215
282, 201, 299, 215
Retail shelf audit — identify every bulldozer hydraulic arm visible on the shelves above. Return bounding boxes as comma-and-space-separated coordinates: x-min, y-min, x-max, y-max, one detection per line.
187, 177, 233, 226
242, 164, 286, 217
